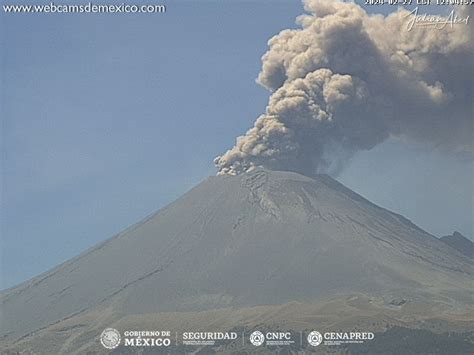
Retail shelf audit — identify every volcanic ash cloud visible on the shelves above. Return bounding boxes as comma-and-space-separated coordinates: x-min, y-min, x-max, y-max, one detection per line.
214, 0, 473, 177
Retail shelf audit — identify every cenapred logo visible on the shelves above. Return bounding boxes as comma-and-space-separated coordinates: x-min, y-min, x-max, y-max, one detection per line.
249, 331, 265, 346
100, 328, 121, 349
307, 331, 323, 347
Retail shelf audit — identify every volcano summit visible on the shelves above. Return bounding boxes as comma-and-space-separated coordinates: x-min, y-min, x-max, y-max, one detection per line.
1, 169, 472, 353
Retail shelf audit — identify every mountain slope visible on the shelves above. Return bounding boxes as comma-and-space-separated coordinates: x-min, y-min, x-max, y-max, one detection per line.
1, 169, 472, 349
441, 231, 473, 258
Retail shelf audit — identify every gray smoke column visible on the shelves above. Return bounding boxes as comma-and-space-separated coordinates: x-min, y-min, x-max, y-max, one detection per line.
215, 0, 473, 176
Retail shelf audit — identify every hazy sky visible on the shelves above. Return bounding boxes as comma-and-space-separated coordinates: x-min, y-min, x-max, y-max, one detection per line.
2, 0, 472, 289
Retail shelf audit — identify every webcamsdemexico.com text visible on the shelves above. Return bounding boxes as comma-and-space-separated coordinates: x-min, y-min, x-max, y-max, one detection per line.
3, 2, 166, 14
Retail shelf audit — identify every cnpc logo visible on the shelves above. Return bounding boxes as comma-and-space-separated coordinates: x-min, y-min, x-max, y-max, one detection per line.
249, 331, 292, 346
249, 331, 265, 346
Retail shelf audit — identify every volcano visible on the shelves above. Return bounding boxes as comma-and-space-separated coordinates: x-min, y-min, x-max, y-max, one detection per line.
1, 169, 472, 354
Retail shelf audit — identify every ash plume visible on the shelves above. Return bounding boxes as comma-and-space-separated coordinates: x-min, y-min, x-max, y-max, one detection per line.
215, 0, 473, 177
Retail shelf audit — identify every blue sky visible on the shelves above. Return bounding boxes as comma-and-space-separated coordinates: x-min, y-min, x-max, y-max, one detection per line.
2, 0, 472, 289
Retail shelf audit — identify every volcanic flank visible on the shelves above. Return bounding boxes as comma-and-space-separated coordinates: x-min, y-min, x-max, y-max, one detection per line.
1, 169, 472, 353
